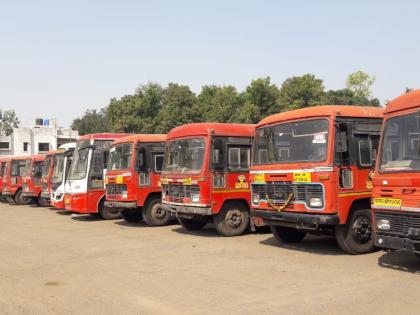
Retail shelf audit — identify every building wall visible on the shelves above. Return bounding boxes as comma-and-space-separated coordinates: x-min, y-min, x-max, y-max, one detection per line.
0, 126, 78, 157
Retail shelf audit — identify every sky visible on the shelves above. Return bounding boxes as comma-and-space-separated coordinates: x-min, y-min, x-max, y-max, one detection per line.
1, 0, 419, 127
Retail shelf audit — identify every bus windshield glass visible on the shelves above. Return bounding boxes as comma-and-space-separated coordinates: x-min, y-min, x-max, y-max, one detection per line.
52, 155, 65, 183
253, 119, 329, 164
68, 147, 90, 180
163, 138, 205, 174
380, 112, 420, 172
108, 143, 133, 170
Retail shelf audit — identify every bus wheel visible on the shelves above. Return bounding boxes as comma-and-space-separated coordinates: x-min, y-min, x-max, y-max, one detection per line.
271, 226, 306, 243
178, 217, 207, 231
214, 202, 249, 237
37, 197, 50, 207
15, 190, 33, 205
335, 208, 376, 255
99, 200, 121, 220
142, 197, 170, 226
121, 209, 142, 223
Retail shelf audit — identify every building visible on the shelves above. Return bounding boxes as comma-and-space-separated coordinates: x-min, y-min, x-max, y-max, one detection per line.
0, 119, 79, 156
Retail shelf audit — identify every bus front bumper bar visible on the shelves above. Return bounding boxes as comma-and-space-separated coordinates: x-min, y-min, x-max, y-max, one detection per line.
161, 203, 212, 216
375, 234, 420, 254
251, 209, 340, 227
105, 201, 137, 209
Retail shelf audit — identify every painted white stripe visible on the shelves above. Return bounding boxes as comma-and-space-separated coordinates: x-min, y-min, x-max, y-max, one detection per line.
401, 206, 420, 213
250, 167, 334, 174
372, 204, 400, 210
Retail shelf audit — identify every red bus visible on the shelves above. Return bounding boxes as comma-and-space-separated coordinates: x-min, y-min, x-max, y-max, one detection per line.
105, 134, 167, 225
251, 105, 383, 254
372, 90, 420, 257
3, 156, 33, 205
21, 154, 46, 205
64, 133, 127, 219
161, 123, 255, 236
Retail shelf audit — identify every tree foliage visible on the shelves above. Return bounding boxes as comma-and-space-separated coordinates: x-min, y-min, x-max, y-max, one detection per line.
71, 109, 109, 135
72, 71, 381, 135
0, 110, 20, 135
346, 70, 375, 99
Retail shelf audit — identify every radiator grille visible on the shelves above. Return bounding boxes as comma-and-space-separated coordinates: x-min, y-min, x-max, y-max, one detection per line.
162, 184, 200, 203
252, 182, 324, 208
375, 211, 420, 237
106, 184, 127, 195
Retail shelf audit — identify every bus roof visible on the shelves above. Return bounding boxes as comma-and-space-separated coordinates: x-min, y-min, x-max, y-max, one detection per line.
167, 123, 255, 140
45, 150, 62, 157
112, 134, 167, 146
78, 133, 129, 141
384, 90, 420, 115
10, 156, 32, 161
257, 105, 384, 127
32, 154, 46, 162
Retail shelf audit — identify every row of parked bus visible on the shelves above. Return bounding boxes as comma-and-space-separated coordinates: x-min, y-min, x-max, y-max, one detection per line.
1, 90, 419, 257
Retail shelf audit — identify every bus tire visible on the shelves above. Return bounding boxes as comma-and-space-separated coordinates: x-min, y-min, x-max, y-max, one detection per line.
178, 217, 207, 231
335, 208, 376, 255
142, 197, 170, 226
37, 197, 50, 207
121, 209, 142, 223
214, 201, 250, 237
98, 200, 121, 220
15, 189, 33, 205
270, 226, 307, 243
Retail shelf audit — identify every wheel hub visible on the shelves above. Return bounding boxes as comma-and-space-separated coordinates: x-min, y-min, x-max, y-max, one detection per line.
152, 204, 166, 220
226, 209, 243, 228
352, 216, 372, 244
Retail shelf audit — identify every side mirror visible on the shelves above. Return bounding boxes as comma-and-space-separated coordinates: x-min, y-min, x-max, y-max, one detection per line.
212, 148, 224, 171
136, 151, 147, 172
370, 149, 377, 165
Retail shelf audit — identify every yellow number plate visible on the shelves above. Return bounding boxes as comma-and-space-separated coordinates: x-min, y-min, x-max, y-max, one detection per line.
116, 175, 123, 184
293, 172, 311, 183
253, 173, 265, 184
373, 198, 401, 207
182, 178, 192, 185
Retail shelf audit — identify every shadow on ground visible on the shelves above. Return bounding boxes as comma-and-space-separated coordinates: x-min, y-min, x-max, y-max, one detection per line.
259, 234, 345, 256
171, 225, 222, 238
56, 210, 73, 216
114, 219, 178, 228
70, 214, 103, 221
378, 251, 420, 273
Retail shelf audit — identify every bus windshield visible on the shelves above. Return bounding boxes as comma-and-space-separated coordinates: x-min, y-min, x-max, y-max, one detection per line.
380, 112, 420, 172
163, 138, 205, 174
108, 143, 133, 170
42, 156, 53, 177
68, 147, 90, 180
52, 155, 65, 183
22, 159, 32, 177
253, 119, 329, 165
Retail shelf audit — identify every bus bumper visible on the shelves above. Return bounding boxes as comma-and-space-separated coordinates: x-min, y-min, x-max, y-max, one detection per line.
375, 234, 420, 254
251, 209, 340, 227
161, 203, 212, 216
105, 201, 137, 209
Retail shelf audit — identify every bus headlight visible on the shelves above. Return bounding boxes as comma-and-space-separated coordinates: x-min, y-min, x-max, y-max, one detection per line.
121, 191, 128, 199
252, 194, 260, 205
377, 219, 390, 231
309, 197, 323, 208
162, 189, 166, 199
191, 193, 200, 203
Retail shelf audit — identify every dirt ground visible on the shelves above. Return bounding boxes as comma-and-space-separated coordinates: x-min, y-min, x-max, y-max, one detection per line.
0, 203, 419, 315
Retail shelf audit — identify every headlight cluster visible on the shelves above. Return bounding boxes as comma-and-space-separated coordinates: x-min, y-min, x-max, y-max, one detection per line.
309, 197, 323, 208
191, 192, 200, 203
252, 194, 260, 205
121, 190, 128, 199
376, 219, 390, 231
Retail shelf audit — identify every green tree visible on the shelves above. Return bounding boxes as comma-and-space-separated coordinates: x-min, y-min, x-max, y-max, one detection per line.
321, 88, 380, 106
106, 82, 164, 133
278, 74, 325, 110
156, 83, 198, 133
71, 109, 109, 135
195, 85, 242, 123
242, 77, 281, 118
346, 70, 375, 99
0, 110, 20, 135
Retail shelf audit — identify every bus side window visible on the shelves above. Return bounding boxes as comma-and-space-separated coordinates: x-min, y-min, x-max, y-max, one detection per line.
154, 154, 164, 173
228, 147, 250, 172
89, 150, 104, 189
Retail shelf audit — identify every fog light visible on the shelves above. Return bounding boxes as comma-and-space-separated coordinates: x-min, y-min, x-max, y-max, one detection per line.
162, 190, 166, 199
377, 219, 390, 231
309, 197, 323, 208
191, 193, 200, 203
252, 194, 260, 205
121, 191, 128, 199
